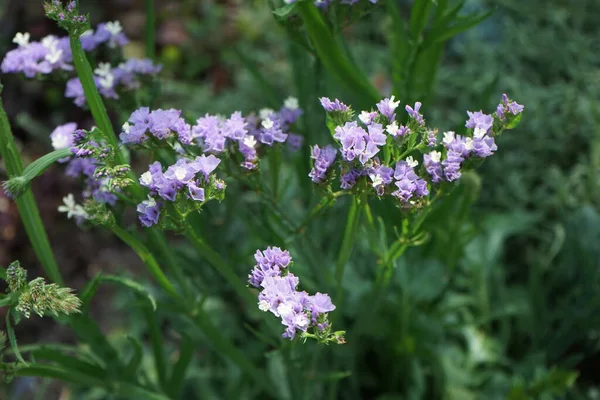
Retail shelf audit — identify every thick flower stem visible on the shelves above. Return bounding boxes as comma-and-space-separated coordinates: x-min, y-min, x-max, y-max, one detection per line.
0, 87, 63, 285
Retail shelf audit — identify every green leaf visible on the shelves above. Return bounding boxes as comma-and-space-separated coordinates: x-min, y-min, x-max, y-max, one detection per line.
100, 275, 157, 311
272, 3, 297, 19
79, 271, 103, 309
5, 312, 27, 366
296, 2, 380, 109
26, 347, 107, 379
167, 335, 194, 399
423, 9, 494, 50
123, 336, 144, 381
0, 90, 63, 285
506, 113, 523, 129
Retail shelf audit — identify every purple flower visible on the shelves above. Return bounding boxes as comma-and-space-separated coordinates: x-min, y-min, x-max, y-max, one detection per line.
465, 110, 493, 133
309, 145, 337, 183
287, 134, 304, 151
94, 21, 129, 48
222, 111, 248, 140
391, 160, 429, 202
137, 197, 161, 227
471, 135, 497, 158
164, 159, 196, 184
405, 102, 424, 125
424, 151, 443, 183
333, 122, 384, 165
376, 96, 400, 120
249, 247, 336, 340
50, 122, 77, 151
368, 165, 393, 195
340, 169, 361, 189
65, 78, 86, 107
191, 154, 221, 181
259, 117, 288, 146
319, 97, 350, 112
193, 114, 226, 153
497, 94, 524, 120
187, 181, 205, 202
148, 109, 181, 139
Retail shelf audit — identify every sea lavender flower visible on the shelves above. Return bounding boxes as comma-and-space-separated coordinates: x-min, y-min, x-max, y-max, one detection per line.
391, 160, 429, 203
136, 197, 161, 227
423, 151, 443, 183
259, 117, 288, 146
94, 21, 129, 48
309, 145, 337, 183
368, 164, 394, 196
279, 97, 303, 125
340, 169, 361, 189
50, 122, 77, 151
405, 102, 424, 125
320, 97, 350, 112
376, 96, 400, 120
333, 121, 386, 165
386, 121, 410, 138
249, 247, 341, 342
496, 93, 524, 120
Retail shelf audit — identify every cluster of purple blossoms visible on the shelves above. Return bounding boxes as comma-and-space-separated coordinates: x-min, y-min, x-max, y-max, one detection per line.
284, 0, 378, 8
65, 59, 162, 107
120, 107, 191, 146
248, 247, 337, 340
50, 123, 117, 205
1, 21, 129, 78
136, 155, 223, 227
312, 94, 524, 205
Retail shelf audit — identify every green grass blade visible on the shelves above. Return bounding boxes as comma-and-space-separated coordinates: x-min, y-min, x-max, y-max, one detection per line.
6, 312, 27, 366
143, 305, 168, 390
0, 88, 63, 284
296, 2, 380, 109
167, 335, 194, 398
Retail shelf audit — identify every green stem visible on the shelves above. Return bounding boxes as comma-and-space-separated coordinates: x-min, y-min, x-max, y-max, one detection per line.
168, 335, 194, 399
69, 36, 119, 152
296, 2, 380, 109
144, 0, 156, 60
110, 225, 178, 300
184, 227, 254, 305
143, 305, 167, 391
334, 196, 364, 309
0, 88, 63, 284
335, 196, 363, 285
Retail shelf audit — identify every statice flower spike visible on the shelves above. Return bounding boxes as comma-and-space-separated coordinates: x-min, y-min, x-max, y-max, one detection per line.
309, 145, 337, 183
405, 102, 424, 125
376, 96, 400, 120
249, 247, 343, 344
320, 97, 350, 112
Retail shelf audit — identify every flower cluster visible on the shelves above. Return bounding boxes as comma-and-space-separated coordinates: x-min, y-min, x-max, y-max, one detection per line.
311, 94, 523, 207
50, 123, 119, 209
65, 59, 162, 106
1, 22, 161, 107
6, 261, 81, 319
43, 0, 88, 35
285, 0, 379, 8
120, 97, 303, 171
136, 155, 225, 227
248, 247, 344, 343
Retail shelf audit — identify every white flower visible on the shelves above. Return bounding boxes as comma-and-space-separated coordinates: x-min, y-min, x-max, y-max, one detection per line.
429, 151, 442, 163
105, 21, 123, 36
384, 95, 400, 110
242, 135, 257, 148
473, 127, 486, 139
122, 122, 131, 134
259, 108, 274, 120
294, 313, 309, 328
261, 117, 274, 130
41, 35, 59, 49
465, 137, 474, 151
442, 131, 455, 145
370, 173, 383, 187
173, 166, 189, 182
386, 121, 399, 136
359, 111, 374, 125
98, 73, 115, 89
258, 300, 270, 312
94, 63, 112, 77
45, 47, 63, 64
12, 32, 30, 47
283, 97, 299, 110
139, 171, 153, 186
406, 156, 419, 168
58, 194, 88, 220
51, 133, 71, 150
